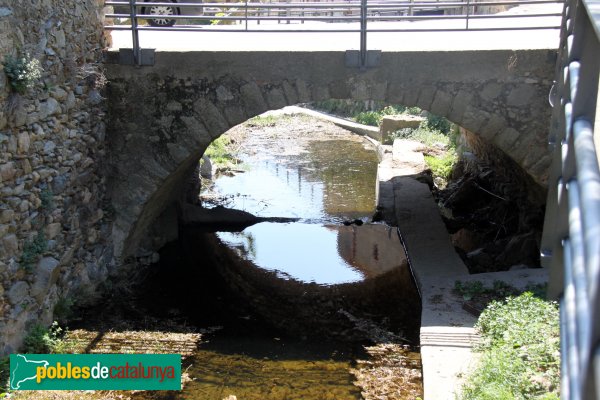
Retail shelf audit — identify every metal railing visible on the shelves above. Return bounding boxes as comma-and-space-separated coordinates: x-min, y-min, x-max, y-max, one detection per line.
104, 0, 562, 66
541, 0, 600, 397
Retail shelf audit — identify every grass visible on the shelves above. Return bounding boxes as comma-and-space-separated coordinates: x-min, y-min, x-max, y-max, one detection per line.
424, 150, 457, 181
460, 292, 560, 400
246, 113, 292, 127
203, 135, 235, 167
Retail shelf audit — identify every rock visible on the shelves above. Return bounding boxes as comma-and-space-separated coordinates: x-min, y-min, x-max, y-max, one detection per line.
1, 233, 19, 257
45, 223, 62, 239
65, 91, 76, 110
200, 155, 213, 179
466, 248, 494, 271
498, 232, 540, 267
380, 115, 425, 143
30, 257, 61, 304
7, 281, 30, 305
43, 140, 56, 154
39, 97, 61, 118
17, 132, 30, 153
451, 228, 479, 253
51, 174, 69, 193
0, 162, 16, 181
50, 87, 68, 101
0, 209, 15, 224
87, 89, 103, 105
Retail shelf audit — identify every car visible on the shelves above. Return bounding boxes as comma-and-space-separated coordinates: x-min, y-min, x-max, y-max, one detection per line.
113, 0, 206, 27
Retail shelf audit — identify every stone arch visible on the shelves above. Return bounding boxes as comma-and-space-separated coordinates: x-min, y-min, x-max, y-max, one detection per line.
105, 49, 555, 259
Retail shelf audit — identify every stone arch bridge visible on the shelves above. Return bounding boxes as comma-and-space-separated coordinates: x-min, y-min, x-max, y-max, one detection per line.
105, 49, 556, 259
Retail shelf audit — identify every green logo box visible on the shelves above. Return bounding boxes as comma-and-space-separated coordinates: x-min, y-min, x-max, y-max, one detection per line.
10, 353, 181, 390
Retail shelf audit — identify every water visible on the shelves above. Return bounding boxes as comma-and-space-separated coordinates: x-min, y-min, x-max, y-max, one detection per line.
204, 125, 385, 284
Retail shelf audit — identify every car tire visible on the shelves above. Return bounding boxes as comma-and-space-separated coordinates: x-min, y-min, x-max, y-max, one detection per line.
142, 0, 179, 27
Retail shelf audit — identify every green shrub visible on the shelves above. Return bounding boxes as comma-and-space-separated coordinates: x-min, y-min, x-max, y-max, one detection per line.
460, 292, 560, 399
20, 231, 47, 271
354, 110, 381, 126
22, 322, 71, 354
424, 150, 457, 180
3, 53, 42, 94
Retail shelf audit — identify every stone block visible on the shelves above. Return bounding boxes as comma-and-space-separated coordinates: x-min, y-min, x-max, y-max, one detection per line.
7, 281, 30, 305
44, 222, 62, 240
416, 87, 436, 110
17, 132, 30, 153
507, 85, 535, 107
282, 80, 298, 105
1, 233, 18, 257
430, 91, 453, 117
240, 82, 267, 117
0, 162, 15, 182
380, 115, 425, 144
265, 87, 286, 110
30, 257, 61, 304
193, 99, 229, 138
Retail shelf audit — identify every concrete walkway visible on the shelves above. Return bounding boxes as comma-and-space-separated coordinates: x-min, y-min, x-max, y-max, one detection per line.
376, 141, 549, 399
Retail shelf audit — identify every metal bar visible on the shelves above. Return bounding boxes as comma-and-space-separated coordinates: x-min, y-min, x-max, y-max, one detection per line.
360, 0, 367, 69
128, 0, 140, 66
105, 0, 563, 7
465, 0, 470, 29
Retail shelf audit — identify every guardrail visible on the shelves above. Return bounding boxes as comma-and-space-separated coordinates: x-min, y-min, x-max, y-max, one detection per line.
541, 0, 600, 397
104, 0, 562, 66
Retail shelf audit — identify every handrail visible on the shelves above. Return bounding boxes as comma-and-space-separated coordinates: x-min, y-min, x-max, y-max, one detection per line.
541, 0, 600, 397
103, 0, 562, 66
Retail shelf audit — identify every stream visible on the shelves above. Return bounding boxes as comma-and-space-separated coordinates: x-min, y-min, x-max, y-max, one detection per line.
73, 113, 422, 400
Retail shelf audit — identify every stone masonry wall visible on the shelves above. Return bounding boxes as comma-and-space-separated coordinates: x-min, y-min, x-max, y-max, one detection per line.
0, 1, 112, 353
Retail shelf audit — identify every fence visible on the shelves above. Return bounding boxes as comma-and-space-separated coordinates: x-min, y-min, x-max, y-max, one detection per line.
541, 0, 600, 397
104, 0, 562, 66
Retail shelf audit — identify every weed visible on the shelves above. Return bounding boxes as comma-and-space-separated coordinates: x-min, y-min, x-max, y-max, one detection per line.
22, 322, 73, 354
2, 53, 42, 94
460, 292, 560, 399
0, 357, 8, 395
246, 114, 290, 127
354, 110, 381, 126
40, 189, 54, 210
53, 297, 75, 325
204, 136, 235, 167
454, 280, 486, 301
20, 231, 47, 271
424, 150, 457, 181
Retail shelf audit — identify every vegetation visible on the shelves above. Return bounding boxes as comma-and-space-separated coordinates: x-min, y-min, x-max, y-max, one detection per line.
40, 189, 54, 210
22, 322, 73, 354
246, 114, 291, 127
20, 231, 47, 271
354, 105, 419, 127
3, 53, 42, 94
424, 151, 457, 180
460, 292, 560, 400
0, 357, 8, 397
204, 136, 235, 167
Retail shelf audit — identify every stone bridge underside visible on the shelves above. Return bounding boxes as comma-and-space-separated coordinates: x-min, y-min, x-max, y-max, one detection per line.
105, 49, 556, 259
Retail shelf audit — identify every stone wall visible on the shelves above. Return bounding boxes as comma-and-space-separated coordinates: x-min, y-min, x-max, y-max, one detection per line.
0, 1, 111, 353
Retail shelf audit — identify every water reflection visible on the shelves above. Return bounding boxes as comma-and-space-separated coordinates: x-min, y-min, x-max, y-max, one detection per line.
218, 223, 406, 285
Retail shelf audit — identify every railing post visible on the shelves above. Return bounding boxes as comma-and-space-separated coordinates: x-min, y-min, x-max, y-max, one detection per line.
465, 0, 471, 30
245, 0, 249, 31
129, 0, 141, 66
360, 0, 367, 69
